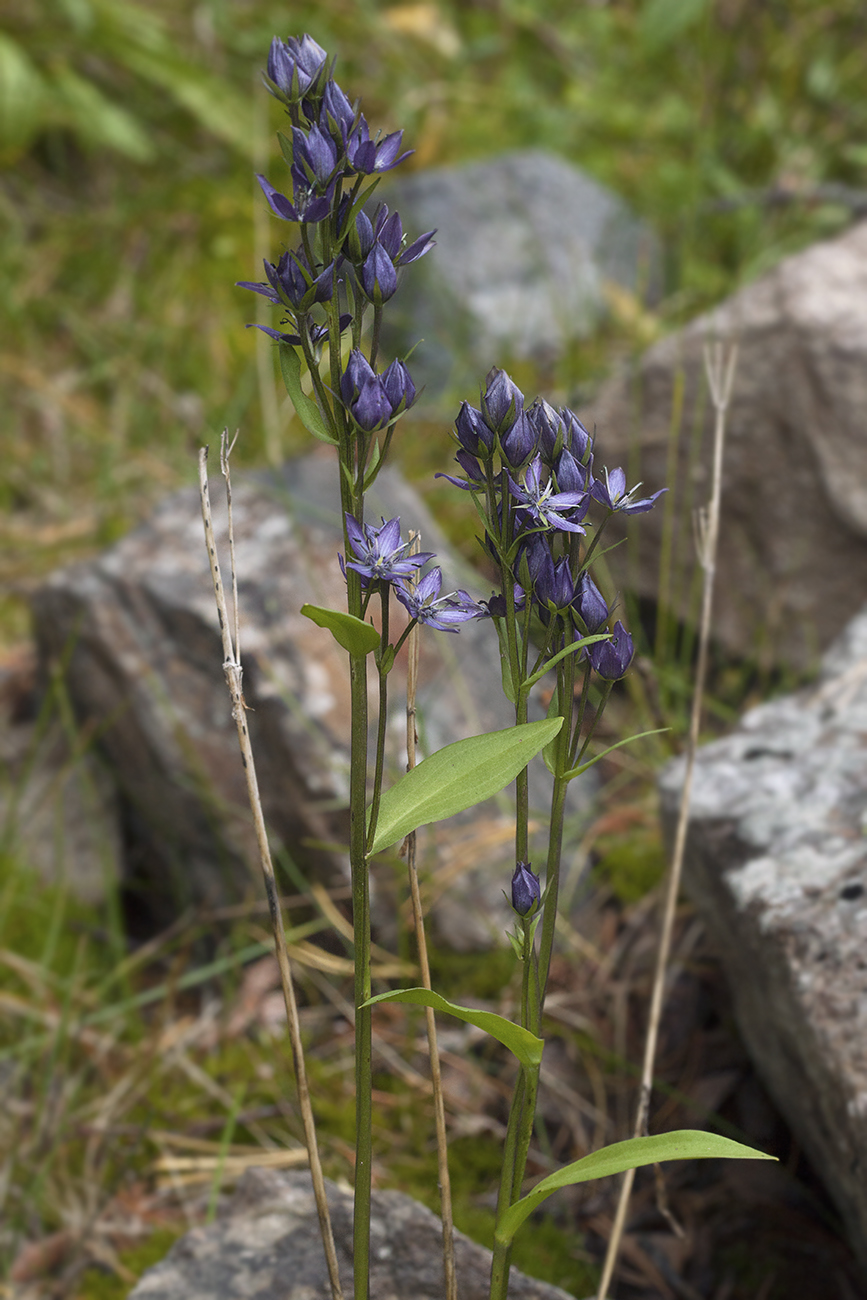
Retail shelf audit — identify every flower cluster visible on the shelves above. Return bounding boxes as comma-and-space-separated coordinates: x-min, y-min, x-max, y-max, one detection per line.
238, 35, 434, 419
438, 368, 667, 680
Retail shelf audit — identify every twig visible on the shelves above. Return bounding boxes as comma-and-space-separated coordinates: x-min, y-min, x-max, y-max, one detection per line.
595, 341, 737, 1299
198, 437, 344, 1300
402, 530, 457, 1300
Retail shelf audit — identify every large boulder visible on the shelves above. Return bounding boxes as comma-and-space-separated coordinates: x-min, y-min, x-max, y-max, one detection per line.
380, 149, 659, 396
127, 1167, 577, 1300
659, 604, 867, 1268
589, 219, 867, 672
32, 453, 587, 946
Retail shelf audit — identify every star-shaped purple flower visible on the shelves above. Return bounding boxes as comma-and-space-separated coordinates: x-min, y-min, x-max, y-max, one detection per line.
394, 569, 483, 632
590, 467, 667, 515
343, 515, 433, 584
508, 455, 589, 534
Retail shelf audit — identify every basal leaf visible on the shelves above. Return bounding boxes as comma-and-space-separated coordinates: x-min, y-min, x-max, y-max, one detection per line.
368, 718, 562, 854
362, 988, 543, 1068
497, 1130, 775, 1246
301, 604, 380, 656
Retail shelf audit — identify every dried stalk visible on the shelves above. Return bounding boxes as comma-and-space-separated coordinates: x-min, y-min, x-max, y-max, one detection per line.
403, 532, 457, 1300
198, 436, 344, 1300
596, 341, 738, 1299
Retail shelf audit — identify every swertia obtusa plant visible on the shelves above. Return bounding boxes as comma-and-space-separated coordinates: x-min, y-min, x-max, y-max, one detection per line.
205, 32, 774, 1300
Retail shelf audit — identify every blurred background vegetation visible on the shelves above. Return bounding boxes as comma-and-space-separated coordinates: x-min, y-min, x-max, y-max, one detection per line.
2, 2, 867, 1294
1, 0, 866, 646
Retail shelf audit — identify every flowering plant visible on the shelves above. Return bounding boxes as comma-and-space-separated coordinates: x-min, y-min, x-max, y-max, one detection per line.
213, 33, 773, 1300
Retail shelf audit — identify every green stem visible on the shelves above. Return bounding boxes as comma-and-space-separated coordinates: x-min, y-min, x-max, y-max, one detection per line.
365, 590, 391, 854
349, 639, 372, 1300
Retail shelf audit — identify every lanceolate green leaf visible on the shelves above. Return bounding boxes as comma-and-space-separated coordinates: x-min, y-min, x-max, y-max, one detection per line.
362, 988, 544, 1069
278, 343, 338, 445
496, 1131, 775, 1246
368, 718, 562, 854
301, 604, 380, 657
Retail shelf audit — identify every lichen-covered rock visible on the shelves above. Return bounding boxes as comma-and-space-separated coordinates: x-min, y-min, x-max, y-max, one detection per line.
381, 149, 659, 396
659, 605, 867, 1267
127, 1168, 576, 1300
590, 219, 867, 671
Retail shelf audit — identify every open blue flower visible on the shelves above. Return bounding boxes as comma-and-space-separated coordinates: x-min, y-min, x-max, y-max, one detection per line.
590, 467, 666, 515
343, 515, 433, 584
394, 569, 483, 631
508, 455, 589, 534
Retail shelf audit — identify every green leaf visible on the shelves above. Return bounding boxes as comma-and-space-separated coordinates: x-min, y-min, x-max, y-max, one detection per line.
278, 344, 338, 445
562, 728, 668, 781
497, 1130, 775, 1246
301, 604, 380, 656
362, 988, 543, 1069
368, 718, 563, 854
521, 634, 608, 693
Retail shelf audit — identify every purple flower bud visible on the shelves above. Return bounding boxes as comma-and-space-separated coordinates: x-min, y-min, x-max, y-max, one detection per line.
561, 409, 593, 466
511, 861, 541, 916
481, 368, 524, 437
589, 620, 634, 680
572, 573, 608, 635
455, 402, 493, 454
265, 34, 329, 103
500, 410, 537, 469
360, 243, 398, 303
530, 400, 565, 463
381, 357, 416, 413
340, 349, 377, 406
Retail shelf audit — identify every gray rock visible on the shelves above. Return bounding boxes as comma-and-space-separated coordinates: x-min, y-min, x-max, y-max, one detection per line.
588, 218, 867, 671
32, 453, 590, 945
127, 1167, 576, 1300
0, 648, 122, 903
659, 604, 867, 1268
380, 149, 659, 397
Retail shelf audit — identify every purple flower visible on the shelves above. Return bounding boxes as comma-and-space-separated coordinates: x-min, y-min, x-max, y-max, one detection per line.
344, 118, 413, 174
590, 467, 666, 515
481, 368, 524, 437
318, 79, 357, 141
340, 350, 416, 431
246, 314, 352, 350
265, 35, 329, 104
571, 573, 608, 635
588, 620, 634, 680
508, 455, 589, 534
554, 447, 589, 495
435, 449, 486, 492
454, 401, 493, 455
343, 515, 433, 584
511, 861, 541, 916
500, 411, 537, 469
562, 409, 593, 466
528, 400, 565, 463
237, 250, 336, 312
360, 242, 398, 303
394, 569, 483, 631
291, 123, 341, 190
256, 172, 334, 224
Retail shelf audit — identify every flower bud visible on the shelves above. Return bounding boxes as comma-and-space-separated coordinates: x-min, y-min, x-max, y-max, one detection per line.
588, 620, 634, 680
511, 861, 541, 916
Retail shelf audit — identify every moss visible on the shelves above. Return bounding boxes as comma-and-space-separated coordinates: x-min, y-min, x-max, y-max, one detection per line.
593, 827, 667, 905
76, 1227, 184, 1300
